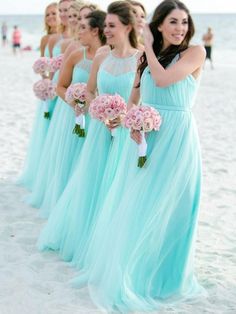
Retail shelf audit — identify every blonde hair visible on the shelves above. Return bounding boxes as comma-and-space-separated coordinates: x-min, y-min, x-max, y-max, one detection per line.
70, 0, 85, 11
79, 3, 99, 13
44, 2, 58, 35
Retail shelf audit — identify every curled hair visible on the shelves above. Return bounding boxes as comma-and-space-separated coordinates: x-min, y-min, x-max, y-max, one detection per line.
86, 10, 107, 45
125, 0, 146, 17
44, 2, 58, 34
107, 1, 138, 49
79, 3, 99, 13
138, 0, 195, 83
70, 1, 85, 12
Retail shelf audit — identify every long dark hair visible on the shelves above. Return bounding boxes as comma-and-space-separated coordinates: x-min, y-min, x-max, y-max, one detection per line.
138, 0, 195, 81
86, 10, 106, 45
107, 1, 138, 49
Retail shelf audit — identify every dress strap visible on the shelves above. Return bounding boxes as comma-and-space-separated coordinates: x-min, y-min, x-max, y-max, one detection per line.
83, 47, 86, 60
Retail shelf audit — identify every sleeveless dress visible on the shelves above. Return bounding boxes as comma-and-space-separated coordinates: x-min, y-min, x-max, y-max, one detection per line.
17, 44, 57, 190
26, 49, 92, 218
72, 55, 205, 312
37, 51, 139, 264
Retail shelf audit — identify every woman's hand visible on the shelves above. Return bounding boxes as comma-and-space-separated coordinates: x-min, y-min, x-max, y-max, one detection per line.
74, 104, 87, 116
130, 129, 142, 144
105, 116, 122, 130
143, 23, 154, 47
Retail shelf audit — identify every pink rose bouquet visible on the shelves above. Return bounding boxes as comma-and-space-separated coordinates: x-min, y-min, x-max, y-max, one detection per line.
65, 83, 87, 137
49, 54, 64, 73
89, 93, 127, 137
33, 79, 56, 119
123, 105, 162, 167
33, 57, 51, 77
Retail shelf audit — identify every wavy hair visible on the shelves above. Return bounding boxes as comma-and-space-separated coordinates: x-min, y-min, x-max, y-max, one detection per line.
138, 0, 195, 83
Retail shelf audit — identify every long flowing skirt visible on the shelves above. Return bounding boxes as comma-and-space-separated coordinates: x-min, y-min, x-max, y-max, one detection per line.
72, 110, 205, 312
17, 98, 57, 190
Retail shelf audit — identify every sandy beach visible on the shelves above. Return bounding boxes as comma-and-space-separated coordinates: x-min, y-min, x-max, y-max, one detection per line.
0, 47, 235, 314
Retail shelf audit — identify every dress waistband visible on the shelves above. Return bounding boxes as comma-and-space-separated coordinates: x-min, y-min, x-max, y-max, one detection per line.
142, 103, 191, 112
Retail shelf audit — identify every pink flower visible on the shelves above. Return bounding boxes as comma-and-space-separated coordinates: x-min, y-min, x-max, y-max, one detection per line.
33, 79, 56, 101
123, 105, 162, 133
50, 54, 64, 73
65, 83, 87, 105
89, 94, 127, 123
33, 57, 51, 76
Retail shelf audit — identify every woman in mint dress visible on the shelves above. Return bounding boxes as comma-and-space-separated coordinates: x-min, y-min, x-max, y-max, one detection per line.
27, 11, 106, 217
17, 3, 59, 190
37, 1, 140, 263
72, 0, 206, 312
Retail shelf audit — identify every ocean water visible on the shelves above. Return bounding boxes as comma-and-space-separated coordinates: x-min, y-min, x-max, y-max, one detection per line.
0, 13, 236, 51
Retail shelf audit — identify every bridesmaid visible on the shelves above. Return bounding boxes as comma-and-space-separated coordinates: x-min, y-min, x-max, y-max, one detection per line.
40, 2, 59, 57
127, 0, 146, 49
25, 2, 98, 211
37, 1, 140, 264
59, 3, 99, 70
39, 10, 106, 218
72, 0, 206, 312
17, 2, 60, 190
48, 0, 72, 58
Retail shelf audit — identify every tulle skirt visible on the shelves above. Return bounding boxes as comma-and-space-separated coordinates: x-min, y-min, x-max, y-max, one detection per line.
72, 110, 205, 312
17, 98, 57, 190
26, 98, 87, 215
37, 119, 113, 261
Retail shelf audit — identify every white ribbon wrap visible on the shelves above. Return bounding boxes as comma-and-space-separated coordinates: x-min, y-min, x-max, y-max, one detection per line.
138, 131, 147, 157
75, 114, 85, 129
43, 100, 49, 113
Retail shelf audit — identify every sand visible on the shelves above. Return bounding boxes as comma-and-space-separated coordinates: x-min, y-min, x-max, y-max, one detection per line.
0, 47, 235, 313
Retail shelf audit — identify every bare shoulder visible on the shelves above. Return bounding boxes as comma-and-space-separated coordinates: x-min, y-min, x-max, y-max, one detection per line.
95, 45, 111, 56
40, 34, 50, 45
182, 45, 206, 59
68, 47, 84, 65
48, 34, 60, 45
94, 49, 110, 66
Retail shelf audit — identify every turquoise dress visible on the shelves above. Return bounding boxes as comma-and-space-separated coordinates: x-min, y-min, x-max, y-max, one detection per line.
17, 44, 57, 190
37, 51, 139, 264
72, 55, 205, 312
26, 49, 92, 218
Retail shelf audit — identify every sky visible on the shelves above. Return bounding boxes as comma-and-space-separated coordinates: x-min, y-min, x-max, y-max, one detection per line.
0, 0, 236, 14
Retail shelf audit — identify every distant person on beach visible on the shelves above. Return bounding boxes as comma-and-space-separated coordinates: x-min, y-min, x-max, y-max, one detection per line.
1, 22, 7, 46
202, 27, 214, 69
12, 25, 22, 55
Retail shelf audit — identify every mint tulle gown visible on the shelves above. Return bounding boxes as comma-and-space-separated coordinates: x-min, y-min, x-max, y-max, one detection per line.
72, 55, 205, 312
37, 51, 139, 263
17, 44, 58, 190
26, 49, 92, 218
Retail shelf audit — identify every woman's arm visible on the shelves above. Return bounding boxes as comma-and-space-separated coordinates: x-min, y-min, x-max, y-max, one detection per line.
39, 35, 49, 57
85, 52, 108, 106
57, 49, 83, 105
144, 25, 206, 87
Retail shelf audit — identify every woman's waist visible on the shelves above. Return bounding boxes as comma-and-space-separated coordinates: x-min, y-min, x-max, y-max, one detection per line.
142, 102, 192, 112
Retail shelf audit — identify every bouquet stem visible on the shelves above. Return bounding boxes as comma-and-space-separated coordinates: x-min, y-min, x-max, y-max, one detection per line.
72, 123, 81, 135
137, 131, 147, 168
43, 101, 50, 119
79, 128, 85, 137
44, 112, 50, 119
138, 156, 147, 168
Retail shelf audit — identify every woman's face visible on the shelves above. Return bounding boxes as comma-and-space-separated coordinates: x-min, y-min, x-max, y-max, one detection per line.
104, 14, 131, 46
158, 9, 188, 48
78, 18, 94, 46
45, 5, 59, 28
132, 5, 145, 37
59, 1, 71, 26
68, 7, 80, 31
79, 7, 92, 23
